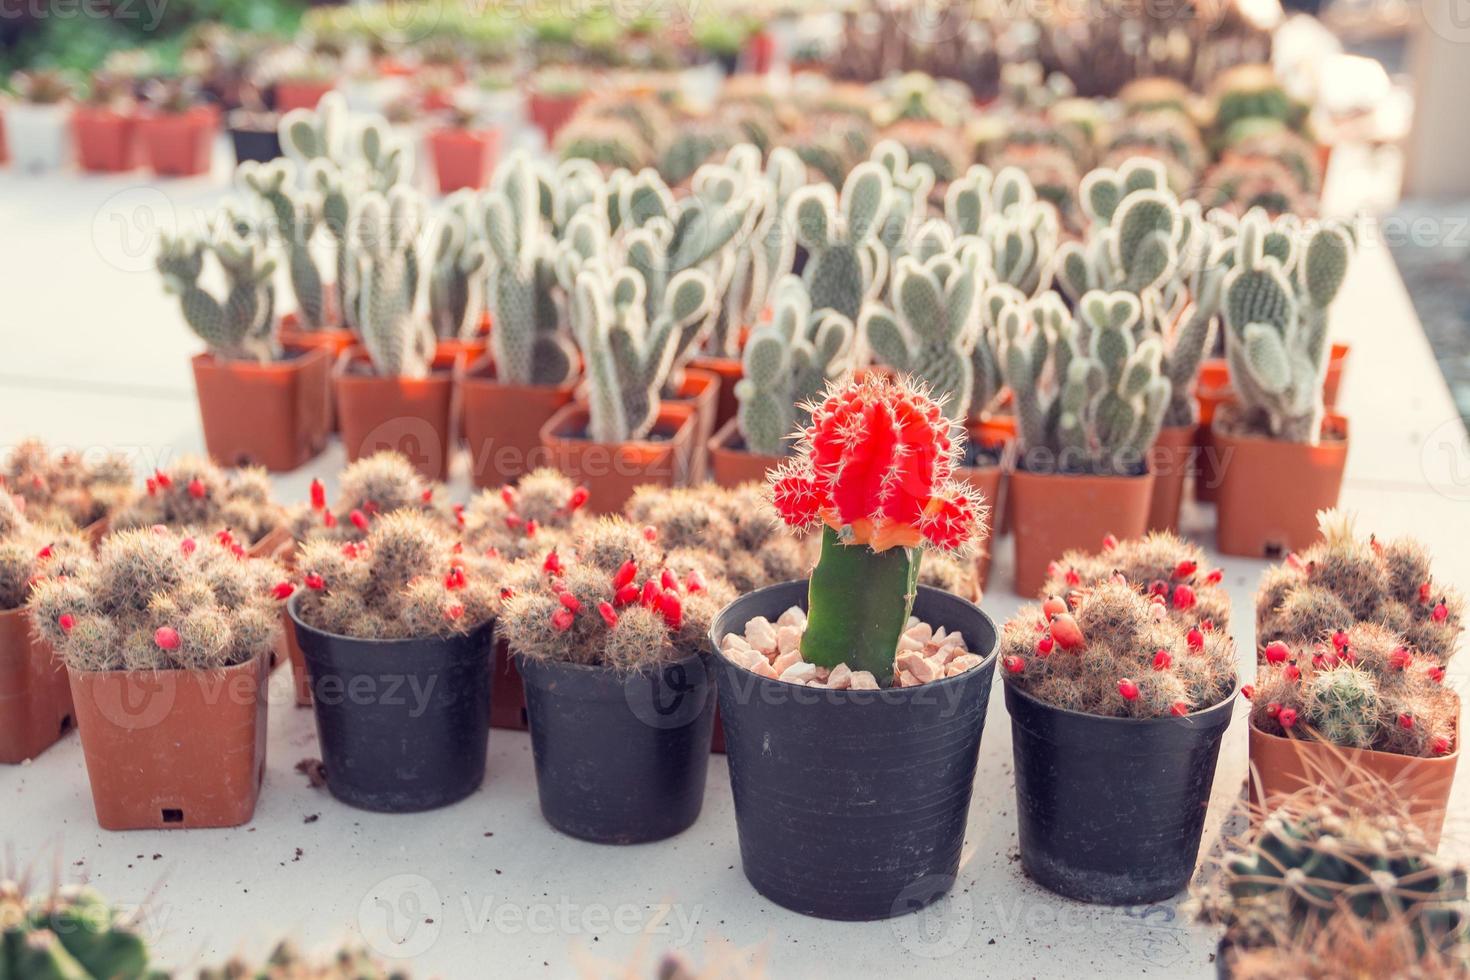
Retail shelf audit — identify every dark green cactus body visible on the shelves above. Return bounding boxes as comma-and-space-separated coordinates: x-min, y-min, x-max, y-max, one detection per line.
0, 884, 158, 980
801, 526, 921, 685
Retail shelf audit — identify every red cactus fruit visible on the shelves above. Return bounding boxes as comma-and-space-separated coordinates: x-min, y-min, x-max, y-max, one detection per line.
1173, 559, 1197, 579
684, 569, 706, 593
1433, 601, 1449, 623
1205, 568, 1223, 585
660, 568, 680, 592
551, 608, 575, 632
1278, 707, 1298, 728
271, 581, 295, 600
1172, 584, 1196, 610
216, 529, 234, 547
187, 478, 207, 499
1200, 619, 1216, 633
1117, 678, 1139, 701
1148, 579, 1169, 598
657, 591, 683, 630
1102, 533, 1118, 551
154, 469, 172, 489
542, 551, 564, 575
444, 567, 467, 591
1432, 737, 1451, 755
323, 510, 337, 528
1429, 665, 1447, 684
558, 592, 581, 613
1284, 665, 1301, 681
421, 488, 434, 503
1264, 641, 1290, 664
1389, 647, 1413, 670
1152, 650, 1172, 670
614, 584, 639, 606
36, 544, 52, 559
1050, 614, 1083, 651
1036, 635, 1054, 656
1003, 655, 1025, 674
568, 486, 590, 511
1186, 627, 1204, 650
1419, 582, 1432, 604
446, 603, 465, 621
58, 614, 74, 633
1041, 595, 1067, 619
146, 477, 157, 496
613, 559, 638, 589
154, 626, 181, 651
1241, 684, 1255, 700
349, 509, 370, 531
1065, 568, 1080, 586
305, 573, 325, 591
524, 519, 538, 538
1170, 702, 1189, 717
1266, 702, 1281, 717
1398, 713, 1415, 730
598, 601, 618, 627
641, 525, 658, 542
180, 537, 197, 556
640, 580, 660, 608
1331, 629, 1350, 650
500, 487, 517, 509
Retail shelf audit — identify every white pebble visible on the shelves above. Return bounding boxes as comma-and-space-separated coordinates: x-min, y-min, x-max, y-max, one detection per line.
771, 649, 802, 675
945, 654, 983, 676
849, 670, 880, 690
780, 661, 818, 684
776, 624, 804, 656
826, 663, 852, 689
777, 606, 807, 629
745, 616, 778, 654
752, 658, 778, 679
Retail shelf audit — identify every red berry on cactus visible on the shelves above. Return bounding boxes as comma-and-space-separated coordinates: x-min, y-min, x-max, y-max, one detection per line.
1266, 702, 1281, 717
154, 469, 172, 489
1036, 636, 1054, 656
187, 478, 207, 499
305, 573, 325, 591
323, 509, 337, 528
500, 487, 517, 509
1117, 678, 1139, 700
614, 584, 639, 606
523, 519, 538, 538
1241, 684, 1255, 700
1041, 595, 1067, 619
598, 601, 618, 627
1284, 665, 1301, 681
1049, 614, 1083, 651
1170, 702, 1188, 717
551, 608, 574, 632
1065, 568, 1080, 586
1398, 713, 1414, 730
558, 592, 581, 613
309, 479, 326, 510
1264, 641, 1290, 664
444, 567, 467, 591
1173, 560, 1197, 579
1419, 582, 1433, 604
1432, 737, 1451, 755
1003, 655, 1024, 674
613, 560, 637, 589
640, 580, 660, 608
180, 537, 197, 556
1148, 579, 1169, 598
1331, 630, 1350, 650
1152, 650, 1172, 670
641, 525, 658, 542
421, 488, 433, 503
1186, 628, 1204, 650
1102, 534, 1118, 551
154, 626, 181, 651
58, 614, 74, 633
542, 551, 564, 575
446, 604, 465, 621
657, 591, 683, 630
1432, 601, 1449, 623
1278, 707, 1298, 728
1429, 666, 1447, 684
349, 509, 370, 531
1389, 647, 1413, 670
660, 568, 680, 592
567, 486, 589, 511
1205, 568, 1223, 585
36, 544, 52, 559
1172, 584, 1196, 610
271, 581, 295, 600
684, 569, 706, 593
146, 477, 157, 496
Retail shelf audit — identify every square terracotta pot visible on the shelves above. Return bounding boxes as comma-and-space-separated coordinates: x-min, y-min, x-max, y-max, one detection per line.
1213, 413, 1349, 558
192, 347, 333, 472
334, 349, 457, 482
0, 607, 74, 764
687, 354, 743, 433
462, 365, 577, 487
72, 106, 137, 172
428, 127, 500, 193
665, 367, 720, 483
1008, 467, 1155, 597
707, 417, 783, 488
954, 461, 1003, 594
1145, 424, 1197, 533
539, 402, 695, 514
137, 105, 218, 176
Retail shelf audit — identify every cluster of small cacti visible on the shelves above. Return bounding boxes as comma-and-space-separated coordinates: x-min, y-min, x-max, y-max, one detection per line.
293, 510, 500, 640
461, 468, 590, 561
0, 438, 132, 529
1042, 531, 1230, 630
0, 492, 89, 611
498, 517, 734, 670
287, 451, 449, 544
788, 161, 891, 324
110, 457, 286, 547
0, 879, 156, 979
28, 526, 286, 671
999, 579, 1236, 718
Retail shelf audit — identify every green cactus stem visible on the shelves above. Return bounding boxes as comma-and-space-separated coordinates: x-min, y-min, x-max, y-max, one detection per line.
802, 525, 922, 682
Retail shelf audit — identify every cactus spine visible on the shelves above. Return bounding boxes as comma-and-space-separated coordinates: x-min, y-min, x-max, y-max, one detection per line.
156, 226, 278, 363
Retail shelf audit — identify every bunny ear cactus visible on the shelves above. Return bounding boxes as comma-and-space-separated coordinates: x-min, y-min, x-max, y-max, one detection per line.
789, 161, 893, 324
156, 229, 279, 363
427, 196, 487, 342
869, 139, 935, 260
767, 375, 988, 684
1055, 163, 1182, 303
237, 158, 328, 331
735, 275, 855, 456
354, 187, 433, 378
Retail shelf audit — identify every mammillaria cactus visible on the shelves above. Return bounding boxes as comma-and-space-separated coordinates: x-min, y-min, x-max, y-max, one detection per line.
1215, 912, 1469, 979
1, 439, 131, 529
110, 457, 285, 547
1042, 531, 1230, 630
0, 492, 89, 611
735, 276, 855, 456
426, 195, 487, 342
999, 579, 1236, 718
766, 375, 988, 683
1258, 511, 1464, 663
462, 468, 590, 561
498, 517, 733, 669
156, 228, 278, 362
1220, 208, 1353, 442
288, 451, 448, 544
293, 511, 499, 640
29, 526, 285, 671
999, 289, 1170, 475
788, 161, 892, 323
354, 187, 434, 378
0, 879, 155, 979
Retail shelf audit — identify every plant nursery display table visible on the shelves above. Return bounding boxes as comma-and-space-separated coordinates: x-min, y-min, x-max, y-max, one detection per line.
1, 155, 1467, 979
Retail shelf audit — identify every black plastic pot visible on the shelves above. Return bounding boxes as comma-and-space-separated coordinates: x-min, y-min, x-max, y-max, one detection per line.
1004, 681, 1237, 905
708, 581, 999, 921
515, 652, 715, 844
288, 596, 494, 813
230, 126, 282, 164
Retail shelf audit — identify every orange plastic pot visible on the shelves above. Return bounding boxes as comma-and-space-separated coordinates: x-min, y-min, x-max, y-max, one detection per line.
955, 461, 1003, 594
1249, 721, 1458, 847
1193, 361, 1233, 504
69, 653, 268, 829
971, 412, 1016, 535
137, 105, 218, 176
274, 80, 335, 112
0, 608, 74, 764
462, 365, 577, 487
1146, 424, 1197, 533
688, 354, 743, 434
1213, 413, 1349, 558
72, 106, 137, 172
527, 90, 586, 143
1009, 468, 1155, 597
1323, 342, 1349, 409
428, 127, 500, 193
192, 347, 332, 472
540, 402, 695, 514
707, 417, 782, 488
666, 368, 720, 483
334, 349, 456, 482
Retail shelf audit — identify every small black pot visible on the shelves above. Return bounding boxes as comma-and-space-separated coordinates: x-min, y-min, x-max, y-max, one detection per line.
288, 596, 494, 813
230, 126, 281, 164
708, 581, 999, 921
515, 652, 715, 844
1004, 681, 1237, 905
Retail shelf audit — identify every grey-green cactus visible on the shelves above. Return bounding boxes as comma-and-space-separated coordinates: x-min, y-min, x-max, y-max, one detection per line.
861, 242, 984, 421
571, 264, 714, 444
427, 194, 487, 342
354, 187, 434, 378
1221, 209, 1353, 442
482, 152, 577, 387
945, 164, 1056, 297
236, 159, 327, 330
281, 93, 413, 191
1055, 161, 1183, 301
789, 161, 893, 324
735, 275, 856, 456
999, 289, 1170, 475
156, 225, 278, 363
869, 139, 935, 262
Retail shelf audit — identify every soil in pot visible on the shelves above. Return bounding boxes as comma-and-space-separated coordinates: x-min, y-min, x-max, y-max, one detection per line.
289, 597, 494, 812
193, 346, 332, 472
1248, 721, 1458, 847
0, 608, 74, 764
1008, 466, 1155, 597
428, 127, 500, 193
462, 364, 577, 488
665, 368, 720, 483
516, 652, 715, 843
72, 107, 137, 172
707, 417, 783, 488
334, 351, 456, 482
137, 106, 218, 176
1146, 424, 1198, 532
708, 582, 999, 921
69, 653, 268, 829
1005, 681, 1236, 904
1212, 411, 1349, 558
539, 403, 695, 515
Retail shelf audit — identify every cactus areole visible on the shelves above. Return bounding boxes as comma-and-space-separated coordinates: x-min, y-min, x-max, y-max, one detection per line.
768, 375, 987, 683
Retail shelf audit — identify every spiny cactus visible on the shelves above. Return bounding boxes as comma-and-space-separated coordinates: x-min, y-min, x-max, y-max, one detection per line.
788, 161, 892, 324
868, 140, 935, 261
426, 193, 487, 342
200, 940, 410, 979
1216, 911, 1469, 979
1042, 530, 1230, 631
354, 186, 434, 378
110, 457, 285, 547
0, 879, 157, 979
462, 468, 590, 562
1055, 159, 1182, 301
945, 164, 1057, 297
767, 375, 988, 683
735, 276, 855, 456
1, 439, 131, 529
0, 493, 89, 610
29, 527, 286, 671
498, 517, 734, 670
237, 159, 327, 331
293, 511, 500, 640
1221, 208, 1353, 442
570, 263, 713, 443
482, 153, 578, 387
280, 93, 412, 191
156, 228, 278, 362
999, 578, 1237, 718
862, 240, 985, 421
288, 451, 452, 544
998, 289, 1170, 475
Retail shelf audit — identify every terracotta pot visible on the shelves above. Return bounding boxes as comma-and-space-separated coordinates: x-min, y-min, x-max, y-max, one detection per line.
428, 127, 500, 193
72, 106, 137, 172
688, 354, 743, 433
274, 80, 335, 112
1146, 425, 1197, 533
1323, 342, 1349, 409
137, 106, 218, 176
284, 610, 312, 707
1009, 468, 1155, 597
69, 653, 269, 829
539, 402, 696, 514
192, 347, 332, 472
1249, 721, 1458, 847
435, 338, 488, 363
1193, 361, 1233, 504
334, 349, 456, 482
1213, 413, 1349, 558
707, 417, 782, 488
462, 365, 577, 487
955, 461, 1003, 593
278, 310, 354, 357
666, 368, 720, 483
0, 608, 74, 764
971, 412, 1016, 535
490, 637, 527, 731
527, 90, 586, 143
247, 526, 293, 561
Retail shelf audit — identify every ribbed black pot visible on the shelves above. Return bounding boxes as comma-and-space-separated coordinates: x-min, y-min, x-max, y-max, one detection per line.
515, 652, 715, 844
708, 581, 999, 921
1004, 681, 1237, 905
288, 596, 494, 813
229, 127, 281, 164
